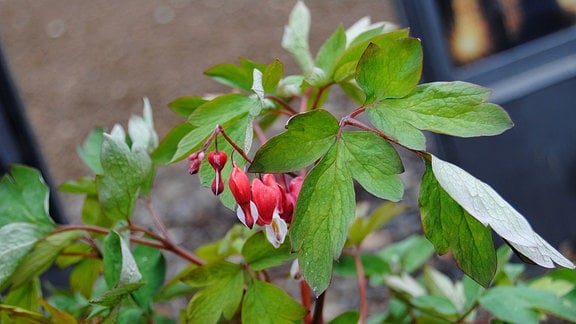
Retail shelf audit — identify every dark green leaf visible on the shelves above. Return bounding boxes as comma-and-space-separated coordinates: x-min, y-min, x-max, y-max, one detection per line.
291, 143, 355, 295
168, 96, 207, 118
96, 133, 153, 221
341, 131, 404, 201
419, 161, 496, 287
356, 39, 422, 103
314, 25, 346, 84
249, 110, 339, 173
333, 29, 410, 82
10, 230, 84, 288
102, 231, 142, 289
241, 232, 295, 271
370, 82, 513, 145
0, 223, 46, 289
479, 286, 576, 323
132, 243, 166, 309
186, 262, 244, 323
348, 201, 406, 246
89, 282, 145, 308
242, 280, 308, 324
78, 127, 105, 174
0, 165, 54, 229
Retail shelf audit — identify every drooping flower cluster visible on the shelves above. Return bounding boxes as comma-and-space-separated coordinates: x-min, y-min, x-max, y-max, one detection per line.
229, 162, 303, 248
187, 149, 303, 248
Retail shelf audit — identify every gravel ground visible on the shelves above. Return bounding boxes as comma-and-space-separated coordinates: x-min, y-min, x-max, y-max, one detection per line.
0, 0, 432, 319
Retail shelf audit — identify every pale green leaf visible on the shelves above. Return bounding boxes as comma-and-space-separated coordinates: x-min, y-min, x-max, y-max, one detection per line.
291, 143, 355, 295
168, 96, 207, 118
348, 202, 406, 246
314, 25, 346, 83
241, 232, 295, 271
127, 97, 158, 153
282, 1, 313, 74
0, 223, 46, 289
10, 230, 84, 288
242, 280, 308, 324
479, 286, 576, 323
431, 154, 575, 269
96, 133, 153, 221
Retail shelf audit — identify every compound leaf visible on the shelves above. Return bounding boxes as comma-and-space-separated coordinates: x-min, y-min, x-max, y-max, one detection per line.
242, 280, 308, 324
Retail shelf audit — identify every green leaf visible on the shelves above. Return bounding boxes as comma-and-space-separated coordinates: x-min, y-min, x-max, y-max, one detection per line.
367, 105, 426, 150
0, 165, 54, 229
291, 143, 355, 295
0, 304, 50, 324
249, 110, 339, 173
333, 29, 410, 82
430, 154, 575, 269
77, 128, 105, 174
127, 97, 158, 154
168, 96, 207, 118
341, 131, 404, 201
479, 286, 576, 323
419, 161, 496, 287
186, 262, 244, 323
70, 258, 103, 298
241, 232, 296, 271
313, 25, 347, 85
282, 1, 314, 74
370, 82, 513, 145
10, 230, 84, 288
132, 243, 166, 309
151, 122, 195, 165
376, 235, 435, 274
339, 80, 366, 104
81, 194, 113, 228
242, 280, 308, 324
89, 282, 145, 308
412, 295, 458, 318
262, 59, 284, 93
423, 266, 466, 313
204, 62, 254, 92
96, 133, 153, 221
348, 201, 406, 246
0, 223, 46, 289
102, 231, 142, 289
329, 310, 360, 324
58, 176, 96, 195
356, 39, 422, 103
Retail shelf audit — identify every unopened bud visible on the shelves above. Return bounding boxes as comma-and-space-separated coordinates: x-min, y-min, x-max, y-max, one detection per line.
211, 171, 225, 195
208, 151, 227, 171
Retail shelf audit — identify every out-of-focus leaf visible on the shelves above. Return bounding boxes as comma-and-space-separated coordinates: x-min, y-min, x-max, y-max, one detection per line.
96, 133, 152, 221
282, 1, 314, 74
348, 202, 405, 246
132, 243, 166, 309
151, 122, 195, 165
242, 280, 308, 324
77, 128, 105, 174
0, 223, 46, 289
242, 232, 295, 271
168, 96, 207, 118
128, 97, 158, 153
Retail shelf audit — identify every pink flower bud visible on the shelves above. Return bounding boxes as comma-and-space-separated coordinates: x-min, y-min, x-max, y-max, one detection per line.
188, 158, 202, 175
211, 171, 224, 195
253, 174, 282, 226
229, 162, 257, 228
207, 151, 227, 171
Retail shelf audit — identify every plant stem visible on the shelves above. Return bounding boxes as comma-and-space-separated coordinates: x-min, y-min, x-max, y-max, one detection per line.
145, 197, 170, 240
265, 95, 297, 114
217, 124, 253, 163
300, 280, 313, 324
312, 291, 325, 324
353, 246, 368, 324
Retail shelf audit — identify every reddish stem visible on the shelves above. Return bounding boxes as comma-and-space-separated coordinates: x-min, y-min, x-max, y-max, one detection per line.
353, 247, 368, 324
300, 280, 313, 324
216, 125, 253, 163
265, 95, 297, 115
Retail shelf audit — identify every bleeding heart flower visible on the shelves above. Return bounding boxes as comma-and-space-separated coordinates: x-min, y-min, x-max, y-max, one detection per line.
229, 162, 258, 228
211, 170, 224, 195
252, 174, 282, 226
207, 151, 227, 171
